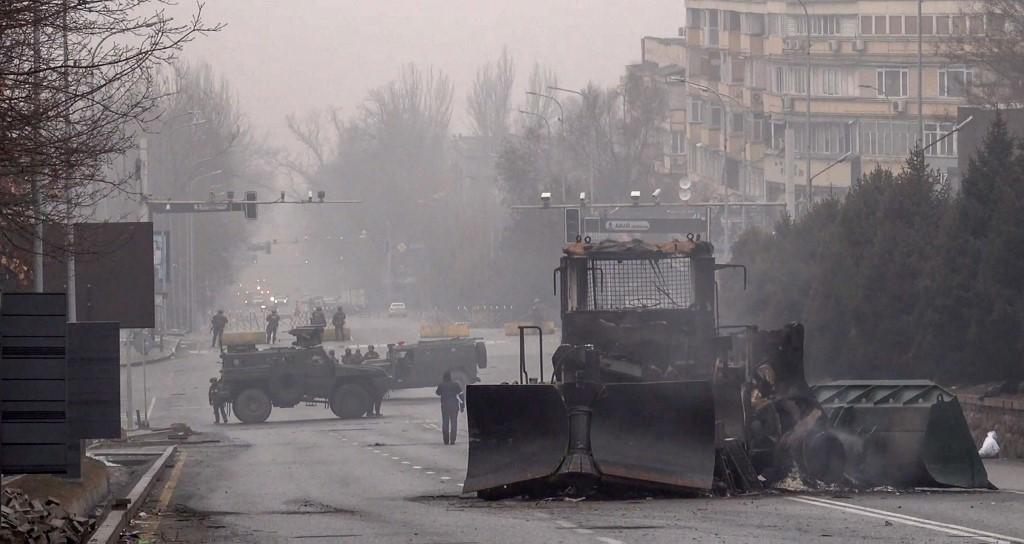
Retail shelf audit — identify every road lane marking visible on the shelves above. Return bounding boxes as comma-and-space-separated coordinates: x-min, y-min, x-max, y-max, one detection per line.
146, 451, 189, 536
401, 461, 410, 465
789, 496, 1023, 543
412, 466, 422, 469
426, 471, 435, 475
391, 456, 401, 460
595, 538, 626, 544
1002, 490, 1024, 495
372, 450, 380, 453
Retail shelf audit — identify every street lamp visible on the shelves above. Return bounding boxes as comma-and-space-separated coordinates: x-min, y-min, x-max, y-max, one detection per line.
794, 0, 813, 205
666, 77, 744, 193
548, 86, 585, 97
517, 109, 552, 137
549, 85, 597, 203
526, 91, 564, 127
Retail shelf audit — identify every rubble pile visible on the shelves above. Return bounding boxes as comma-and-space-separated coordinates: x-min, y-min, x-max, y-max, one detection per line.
1, 488, 95, 544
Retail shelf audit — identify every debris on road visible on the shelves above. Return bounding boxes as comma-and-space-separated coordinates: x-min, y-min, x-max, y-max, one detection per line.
979, 431, 1001, 458
1, 488, 95, 544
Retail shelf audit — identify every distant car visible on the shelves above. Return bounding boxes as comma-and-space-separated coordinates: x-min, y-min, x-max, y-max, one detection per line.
388, 302, 407, 318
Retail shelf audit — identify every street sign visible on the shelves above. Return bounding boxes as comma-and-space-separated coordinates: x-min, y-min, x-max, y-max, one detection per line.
67, 322, 121, 440
147, 201, 245, 214
583, 217, 706, 235
564, 208, 581, 243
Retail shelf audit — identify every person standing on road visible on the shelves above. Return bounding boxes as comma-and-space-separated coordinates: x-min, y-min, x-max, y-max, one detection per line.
365, 344, 380, 360
342, 347, 354, 364
311, 306, 327, 327
266, 309, 280, 344
435, 371, 465, 445
331, 306, 346, 341
352, 347, 364, 365
209, 377, 229, 424
210, 310, 228, 348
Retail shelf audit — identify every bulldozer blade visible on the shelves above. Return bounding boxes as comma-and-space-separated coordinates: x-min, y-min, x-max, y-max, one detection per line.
464, 384, 569, 493
814, 381, 991, 489
591, 381, 716, 491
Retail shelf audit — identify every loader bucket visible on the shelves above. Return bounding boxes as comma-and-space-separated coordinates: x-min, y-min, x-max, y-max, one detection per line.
464, 384, 569, 493
813, 381, 991, 489
591, 381, 716, 490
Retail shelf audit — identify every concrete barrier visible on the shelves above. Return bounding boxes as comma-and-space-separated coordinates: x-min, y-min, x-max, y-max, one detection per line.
420, 322, 471, 338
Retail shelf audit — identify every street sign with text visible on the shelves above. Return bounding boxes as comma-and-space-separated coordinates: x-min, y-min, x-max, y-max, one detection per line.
583, 217, 706, 235
147, 201, 244, 214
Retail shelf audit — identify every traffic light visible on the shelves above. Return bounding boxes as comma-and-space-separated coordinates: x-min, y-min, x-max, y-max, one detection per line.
565, 208, 581, 243
244, 191, 258, 220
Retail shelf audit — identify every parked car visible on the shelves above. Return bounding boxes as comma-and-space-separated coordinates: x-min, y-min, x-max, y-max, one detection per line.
388, 302, 407, 318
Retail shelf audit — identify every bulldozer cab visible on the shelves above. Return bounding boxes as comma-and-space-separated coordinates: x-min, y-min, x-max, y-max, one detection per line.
556, 238, 720, 381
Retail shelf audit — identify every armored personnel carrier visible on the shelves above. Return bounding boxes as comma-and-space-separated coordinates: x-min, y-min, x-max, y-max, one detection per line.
217, 326, 390, 423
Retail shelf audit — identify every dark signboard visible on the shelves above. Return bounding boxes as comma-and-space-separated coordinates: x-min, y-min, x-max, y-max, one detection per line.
44, 222, 155, 328
66, 322, 120, 440
0, 293, 69, 475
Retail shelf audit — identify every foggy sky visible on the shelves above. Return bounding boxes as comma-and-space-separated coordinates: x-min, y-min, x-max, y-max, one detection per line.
176, 0, 683, 143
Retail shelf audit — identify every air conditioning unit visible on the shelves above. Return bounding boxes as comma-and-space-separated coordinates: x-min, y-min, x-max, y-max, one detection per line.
829, 40, 841, 53
852, 39, 866, 52
783, 38, 803, 52
891, 100, 905, 114
782, 96, 795, 111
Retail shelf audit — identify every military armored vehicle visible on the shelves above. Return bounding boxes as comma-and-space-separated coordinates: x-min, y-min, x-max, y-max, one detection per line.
464, 237, 989, 499
367, 337, 487, 391
218, 327, 390, 423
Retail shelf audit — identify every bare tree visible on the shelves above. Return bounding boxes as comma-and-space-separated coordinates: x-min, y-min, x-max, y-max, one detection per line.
524, 62, 560, 123
466, 47, 516, 140
0, 1, 219, 283
947, 2, 1021, 103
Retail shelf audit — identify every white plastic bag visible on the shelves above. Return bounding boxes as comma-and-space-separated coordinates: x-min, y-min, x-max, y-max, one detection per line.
979, 430, 1001, 458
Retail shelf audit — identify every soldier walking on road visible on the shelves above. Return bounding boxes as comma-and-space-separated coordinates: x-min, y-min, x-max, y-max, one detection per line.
209, 377, 229, 424
331, 306, 346, 341
352, 347, 364, 365
266, 309, 280, 344
211, 310, 228, 348
435, 371, 465, 445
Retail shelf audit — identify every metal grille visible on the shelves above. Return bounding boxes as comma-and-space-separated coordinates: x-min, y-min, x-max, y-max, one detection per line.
586, 256, 694, 310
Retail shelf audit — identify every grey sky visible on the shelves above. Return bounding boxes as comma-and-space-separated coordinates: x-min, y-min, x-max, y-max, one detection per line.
177, 0, 683, 142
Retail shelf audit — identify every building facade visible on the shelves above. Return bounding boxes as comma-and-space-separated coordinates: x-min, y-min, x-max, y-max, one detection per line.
643, 0, 981, 216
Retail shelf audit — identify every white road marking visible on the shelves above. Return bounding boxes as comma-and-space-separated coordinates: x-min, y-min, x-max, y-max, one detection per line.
146, 397, 157, 421
440, 476, 451, 481
1001, 490, 1024, 495
412, 466, 422, 470
595, 538, 626, 544
425, 471, 435, 475
391, 456, 401, 460
456, 483, 464, 487
372, 450, 380, 453
401, 461, 410, 465
790, 496, 1024, 543
555, 520, 577, 529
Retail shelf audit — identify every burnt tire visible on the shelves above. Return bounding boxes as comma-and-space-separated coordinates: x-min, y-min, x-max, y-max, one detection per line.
474, 341, 487, 369
234, 388, 272, 423
330, 383, 371, 419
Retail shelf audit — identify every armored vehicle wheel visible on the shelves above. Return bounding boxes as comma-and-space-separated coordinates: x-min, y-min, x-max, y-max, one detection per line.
234, 388, 272, 423
330, 383, 371, 419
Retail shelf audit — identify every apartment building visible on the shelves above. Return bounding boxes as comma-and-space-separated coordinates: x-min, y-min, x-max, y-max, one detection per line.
644, 0, 980, 212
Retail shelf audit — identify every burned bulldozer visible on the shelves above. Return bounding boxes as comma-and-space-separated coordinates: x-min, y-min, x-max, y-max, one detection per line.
464, 237, 990, 499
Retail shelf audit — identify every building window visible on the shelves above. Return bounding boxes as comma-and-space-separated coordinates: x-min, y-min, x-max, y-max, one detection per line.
951, 16, 966, 35
861, 15, 873, 35
968, 15, 985, 35
707, 9, 720, 46
731, 112, 745, 134
921, 15, 934, 34
889, 15, 903, 34
875, 15, 888, 34
799, 15, 841, 36
939, 68, 972, 97
822, 68, 841, 96
936, 16, 950, 35
925, 122, 957, 157
687, 8, 704, 29
905, 15, 918, 35
670, 131, 685, 154
710, 106, 722, 130
876, 68, 909, 97
767, 14, 780, 35
689, 98, 704, 123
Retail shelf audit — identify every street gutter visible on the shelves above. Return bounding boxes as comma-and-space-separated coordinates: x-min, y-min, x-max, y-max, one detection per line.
86, 445, 177, 544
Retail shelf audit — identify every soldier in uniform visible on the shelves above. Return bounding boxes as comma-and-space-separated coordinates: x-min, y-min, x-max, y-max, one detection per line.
210, 310, 228, 348
342, 347, 354, 364
331, 306, 346, 341
352, 347, 364, 365
266, 309, 280, 344
365, 344, 380, 360
209, 377, 229, 424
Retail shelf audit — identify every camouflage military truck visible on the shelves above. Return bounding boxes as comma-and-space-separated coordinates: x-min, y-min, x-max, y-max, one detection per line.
367, 337, 487, 391
218, 327, 390, 423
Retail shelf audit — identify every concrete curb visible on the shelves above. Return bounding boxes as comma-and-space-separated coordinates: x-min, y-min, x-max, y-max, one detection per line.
119, 339, 181, 368
87, 445, 177, 544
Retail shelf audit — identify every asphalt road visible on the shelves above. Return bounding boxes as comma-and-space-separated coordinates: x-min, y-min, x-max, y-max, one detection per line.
121, 317, 1024, 543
